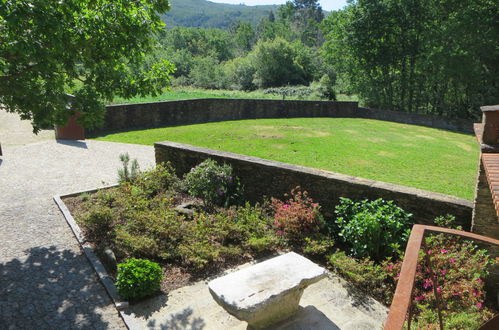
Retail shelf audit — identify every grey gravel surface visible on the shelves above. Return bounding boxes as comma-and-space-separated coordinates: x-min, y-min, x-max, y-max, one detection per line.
0, 139, 155, 329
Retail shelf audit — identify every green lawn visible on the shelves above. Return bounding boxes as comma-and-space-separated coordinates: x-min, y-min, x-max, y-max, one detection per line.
95, 118, 479, 200
110, 87, 358, 104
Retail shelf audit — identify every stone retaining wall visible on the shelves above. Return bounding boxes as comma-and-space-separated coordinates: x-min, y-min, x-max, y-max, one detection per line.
155, 141, 473, 228
87, 99, 474, 136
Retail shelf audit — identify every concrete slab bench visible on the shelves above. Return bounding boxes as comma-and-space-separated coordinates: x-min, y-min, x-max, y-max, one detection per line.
208, 252, 327, 329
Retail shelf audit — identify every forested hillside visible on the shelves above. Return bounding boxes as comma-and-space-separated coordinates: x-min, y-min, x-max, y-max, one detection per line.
162, 0, 279, 29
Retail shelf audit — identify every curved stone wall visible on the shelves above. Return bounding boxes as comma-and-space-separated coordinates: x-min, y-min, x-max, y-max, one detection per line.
88, 99, 474, 136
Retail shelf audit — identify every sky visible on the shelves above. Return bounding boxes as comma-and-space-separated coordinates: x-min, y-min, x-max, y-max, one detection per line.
207, 1, 348, 12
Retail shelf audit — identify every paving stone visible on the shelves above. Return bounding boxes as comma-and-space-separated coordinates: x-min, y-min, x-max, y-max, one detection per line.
0, 116, 155, 329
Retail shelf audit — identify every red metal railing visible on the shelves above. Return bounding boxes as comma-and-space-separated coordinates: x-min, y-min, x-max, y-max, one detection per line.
384, 224, 499, 330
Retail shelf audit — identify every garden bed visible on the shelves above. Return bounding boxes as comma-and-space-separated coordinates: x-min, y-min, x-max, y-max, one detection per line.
61, 156, 496, 328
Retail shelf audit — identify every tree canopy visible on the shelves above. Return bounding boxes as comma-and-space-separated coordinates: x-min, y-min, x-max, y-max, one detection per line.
0, 0, 175, 132
321, 0, 498, 118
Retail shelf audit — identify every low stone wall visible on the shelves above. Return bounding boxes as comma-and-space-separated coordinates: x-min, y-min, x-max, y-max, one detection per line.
155, 141, 473, 228
357, 107, 474, 134
89, 99, 358, 135
88, 99, 474, 136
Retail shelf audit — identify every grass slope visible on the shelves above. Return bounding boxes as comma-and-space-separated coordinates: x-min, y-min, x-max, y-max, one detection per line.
163, 0, 279, 28
95, 118, 478, 200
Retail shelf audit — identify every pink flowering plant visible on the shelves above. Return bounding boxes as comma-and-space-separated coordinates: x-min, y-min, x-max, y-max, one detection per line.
271, 187, 326, 245
386, 215, 494, 327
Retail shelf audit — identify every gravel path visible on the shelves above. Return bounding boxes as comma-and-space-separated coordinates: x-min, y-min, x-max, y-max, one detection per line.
0, 137, 155, 329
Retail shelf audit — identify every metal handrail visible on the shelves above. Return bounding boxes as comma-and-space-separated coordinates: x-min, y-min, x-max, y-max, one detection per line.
384, 224, 499, 330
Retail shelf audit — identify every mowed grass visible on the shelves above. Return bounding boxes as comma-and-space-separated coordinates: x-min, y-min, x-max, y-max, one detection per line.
95, 118, 479, 200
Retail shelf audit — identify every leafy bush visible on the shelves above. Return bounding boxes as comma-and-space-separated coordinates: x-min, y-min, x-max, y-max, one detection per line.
224, 56, 256, 91
385, 215, 493, 328
189, 56, 226, 89
115, 258, 163, 300
133, 163, 179, 197
328, 250, 394, 305
118, 153, 140, 183
178, 203, 279, 269
271, 187, 325, 244
251, 38, 311, 88
182, 159, 243, 207
334, 198, 413, 261
80, 205, 115, 240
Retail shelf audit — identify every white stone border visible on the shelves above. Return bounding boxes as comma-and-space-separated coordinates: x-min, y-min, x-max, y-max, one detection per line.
53, 185, 135, 330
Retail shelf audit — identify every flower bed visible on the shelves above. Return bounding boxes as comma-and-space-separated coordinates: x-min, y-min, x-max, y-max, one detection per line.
64, 156, 496, 327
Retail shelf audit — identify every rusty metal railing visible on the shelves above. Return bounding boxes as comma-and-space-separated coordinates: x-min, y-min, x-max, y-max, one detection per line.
384, 224, 499, 330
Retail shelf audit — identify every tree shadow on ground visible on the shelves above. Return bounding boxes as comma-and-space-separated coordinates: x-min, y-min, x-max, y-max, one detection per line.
146, 307, 205, 330
344, 281, 384, 314
125, 292, 169, 319
272, 305, 340, 330
0, 246, 119, 329
56, 139, 88, 149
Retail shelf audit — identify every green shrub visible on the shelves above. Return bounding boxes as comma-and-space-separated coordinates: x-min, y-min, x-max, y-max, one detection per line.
302, 236, 335, 256
334, 198, 413, 261
182, 159, 243, 207
80, 205, 115, 239
328, 250, 394, 304
176, 203, 278, 270
134, 163, 179, 197
115, 258, 163, 300
113, 208, 184, 261
79, 192, 91, 202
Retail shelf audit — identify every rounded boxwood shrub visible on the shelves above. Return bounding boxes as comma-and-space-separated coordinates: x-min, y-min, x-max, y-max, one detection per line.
115, 258, 163, 300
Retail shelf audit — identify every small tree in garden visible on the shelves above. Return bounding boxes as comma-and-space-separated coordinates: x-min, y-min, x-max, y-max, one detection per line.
117, 153, 140, 183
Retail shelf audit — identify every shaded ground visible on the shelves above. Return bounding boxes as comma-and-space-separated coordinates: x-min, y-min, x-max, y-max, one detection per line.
0, 111, 155, 329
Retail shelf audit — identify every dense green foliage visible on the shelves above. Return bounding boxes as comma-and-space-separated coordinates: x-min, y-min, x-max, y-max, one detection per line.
322, 0, 498, 119
78, 162, 280, 270
74, 162, 493, 323
151, 0, 327, 91
182, 159, 243, 207
116, 258, 163, 300
328, 250, 394, 304
94, 118, 478, 200
334, 198, 413, 260
148, 0, 497, 120
0, 0, 175, 132
162, 0, 279, 29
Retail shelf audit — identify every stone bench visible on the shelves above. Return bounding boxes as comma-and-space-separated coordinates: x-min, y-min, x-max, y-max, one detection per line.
208, 252, 327, 329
